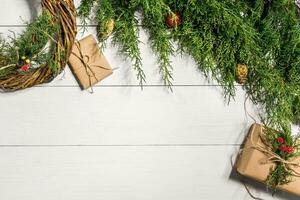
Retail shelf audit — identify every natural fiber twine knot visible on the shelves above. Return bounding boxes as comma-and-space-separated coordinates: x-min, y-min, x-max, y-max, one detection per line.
250, 126, 300, 178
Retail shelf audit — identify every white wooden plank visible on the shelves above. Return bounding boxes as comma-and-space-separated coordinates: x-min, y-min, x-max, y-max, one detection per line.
0, 0, 82, 25
0, 146, 295, 200
0, 0, 90, 25
0, 0, 38, 25
0, 86, 259, 145
0, 0, 88, 25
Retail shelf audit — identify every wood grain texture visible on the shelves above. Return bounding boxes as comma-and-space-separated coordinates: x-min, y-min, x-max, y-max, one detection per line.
0, 1, 298, 200
0, 146, 297, 200
0, 0, 94, 25
0, 87, 258, 145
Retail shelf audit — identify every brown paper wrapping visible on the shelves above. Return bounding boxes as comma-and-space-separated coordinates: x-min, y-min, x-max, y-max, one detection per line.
69, 35, 113, 90
236, 123, 300, 196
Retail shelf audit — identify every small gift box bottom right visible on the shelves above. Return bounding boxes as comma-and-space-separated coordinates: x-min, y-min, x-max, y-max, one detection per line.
236, 123, 300, 196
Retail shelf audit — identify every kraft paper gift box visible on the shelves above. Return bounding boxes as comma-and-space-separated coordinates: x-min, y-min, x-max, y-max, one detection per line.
236, 123, 300, 196
69, 35, 113, 90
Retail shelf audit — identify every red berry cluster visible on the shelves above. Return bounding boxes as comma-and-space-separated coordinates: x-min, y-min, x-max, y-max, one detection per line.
20, 56, 31, 72
277, 136, 294, 153
20, 64, 30, 72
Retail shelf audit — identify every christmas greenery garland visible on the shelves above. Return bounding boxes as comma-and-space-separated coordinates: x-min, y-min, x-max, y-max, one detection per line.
78, 0, 300, 129
78, 0, 300, 190
0, 0, 77, 91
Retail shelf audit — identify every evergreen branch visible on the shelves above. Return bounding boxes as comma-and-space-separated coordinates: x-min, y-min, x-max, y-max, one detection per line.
0, 12, 58, 76
263, 126, 300, 189
95, 0, 115, 45
112, 11, 145, 85
142, 0, 174, 88
78, 0, 300, 129
77, 0, 97, 31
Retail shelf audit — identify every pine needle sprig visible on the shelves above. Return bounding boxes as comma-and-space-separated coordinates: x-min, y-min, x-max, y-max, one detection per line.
95, 0, 115, 47
0, 12, 58, 77
78, 0, 97, 31
173, 0, 260, 98
78, 0, 300, 128
244, 0, 300, 128
112, 4, 145, 86
15, 12, 58, 60
142, 0, 174, 88
263, 126, 300, 189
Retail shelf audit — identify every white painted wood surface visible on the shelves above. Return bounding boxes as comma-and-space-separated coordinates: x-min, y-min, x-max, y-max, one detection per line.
0, 1, 298, 199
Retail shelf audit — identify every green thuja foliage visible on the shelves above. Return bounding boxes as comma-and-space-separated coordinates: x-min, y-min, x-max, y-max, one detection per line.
78, 0, 300, 129
294, 97, 300, 123
13, 12, 58, 62
0, 12, 58, 77
141, 0, 174, 87
95, 0, 115, 42
243, 0, 300, 129
83, 0, 146, 84
78, 0, 97, 28
111, 1, 146, 85
172, 0, 261, 97
264, 126, 300, 189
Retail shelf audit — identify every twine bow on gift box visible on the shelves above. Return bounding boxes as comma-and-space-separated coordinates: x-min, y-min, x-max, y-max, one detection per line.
243, 99, 300, 181
236, 99, 300, 199
70, 41, 113, 93
250, 128, 300, 178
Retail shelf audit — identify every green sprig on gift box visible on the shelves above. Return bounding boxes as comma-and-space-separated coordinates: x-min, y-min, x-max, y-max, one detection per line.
263, 126, 300, 189
78, 0, 300, 130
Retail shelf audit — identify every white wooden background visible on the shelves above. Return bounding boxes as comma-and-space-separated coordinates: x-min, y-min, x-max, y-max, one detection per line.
0, 1, 299, 199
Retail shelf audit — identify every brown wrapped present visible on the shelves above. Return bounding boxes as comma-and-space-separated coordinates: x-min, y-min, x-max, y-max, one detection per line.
69, 35, 113, 90
236, 123, 300, 196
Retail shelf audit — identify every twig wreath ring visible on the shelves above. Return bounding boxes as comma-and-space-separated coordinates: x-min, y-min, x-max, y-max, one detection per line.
0, 0, 77, 91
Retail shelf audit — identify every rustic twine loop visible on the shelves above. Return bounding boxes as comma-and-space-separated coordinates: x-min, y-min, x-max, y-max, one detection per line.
0, 0, 77, 91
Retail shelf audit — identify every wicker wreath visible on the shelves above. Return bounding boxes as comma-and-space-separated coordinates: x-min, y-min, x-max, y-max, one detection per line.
0, 0, 77, 91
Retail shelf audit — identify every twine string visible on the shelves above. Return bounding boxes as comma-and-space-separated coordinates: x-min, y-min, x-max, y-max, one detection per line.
237, 92, 264, 199
239, 94, 300, 199
244, 94, 257, 124
71, 40, 111, 93
250, 126, 300, 177
230, 154, 264, 200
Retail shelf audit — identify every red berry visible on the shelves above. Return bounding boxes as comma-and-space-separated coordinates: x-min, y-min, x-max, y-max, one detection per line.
20, 64, 30, 72
277, 137, 284, 144
279, 146, 294, 153
280, 146, 287, 152
286, 146, 294, 153
165, 12, 182, 28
